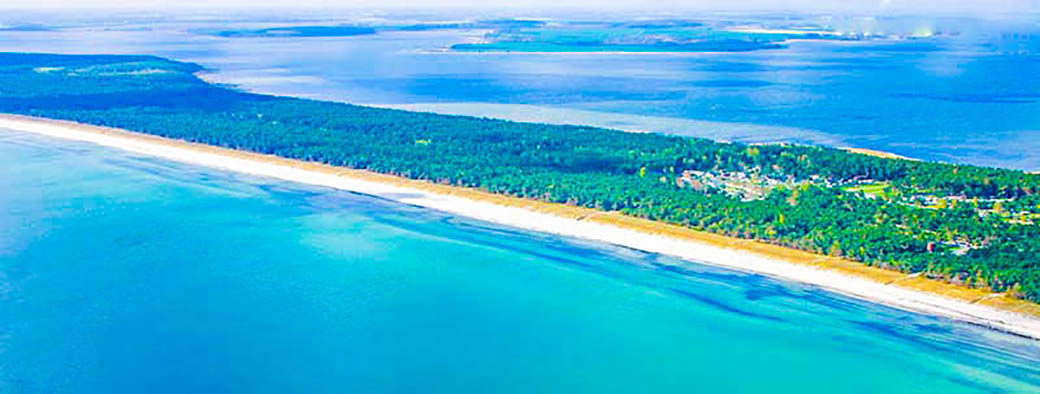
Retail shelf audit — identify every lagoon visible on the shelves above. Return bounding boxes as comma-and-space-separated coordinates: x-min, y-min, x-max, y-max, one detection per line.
0, 12, 1037, 169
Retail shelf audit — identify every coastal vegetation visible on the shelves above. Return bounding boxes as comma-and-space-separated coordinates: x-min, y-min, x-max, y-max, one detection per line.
1, 52, 1038, 301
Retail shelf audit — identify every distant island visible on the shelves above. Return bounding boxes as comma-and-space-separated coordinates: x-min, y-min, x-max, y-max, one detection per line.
208, 25, 377, 38
449, 39, 787, 53
199, 18, 867, 53
1, 53, 1038, 318
200, 18, 553, 38
448, 19, 864, 53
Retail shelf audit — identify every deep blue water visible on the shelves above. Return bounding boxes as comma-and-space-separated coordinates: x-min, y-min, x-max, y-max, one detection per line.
2, 130, 1040, 392
0, 12, 1036, 169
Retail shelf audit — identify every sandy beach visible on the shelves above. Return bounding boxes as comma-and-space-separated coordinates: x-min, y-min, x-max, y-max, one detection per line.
842, 147, 917, 161
2, 113, 1039, 340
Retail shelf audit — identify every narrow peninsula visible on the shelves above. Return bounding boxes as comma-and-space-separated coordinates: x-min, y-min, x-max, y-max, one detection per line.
1, 52, 1038, 337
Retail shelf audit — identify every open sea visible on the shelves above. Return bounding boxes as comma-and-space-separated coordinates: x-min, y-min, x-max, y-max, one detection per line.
2, 129, 1040, 392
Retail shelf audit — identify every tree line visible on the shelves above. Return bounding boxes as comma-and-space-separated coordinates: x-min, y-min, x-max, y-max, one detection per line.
2, 52, 1037, 300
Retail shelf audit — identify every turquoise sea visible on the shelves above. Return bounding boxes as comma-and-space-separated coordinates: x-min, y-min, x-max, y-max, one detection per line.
2, 130, 1039, 392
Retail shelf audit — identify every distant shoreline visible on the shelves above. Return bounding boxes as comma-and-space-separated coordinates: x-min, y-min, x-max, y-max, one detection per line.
416, 49, 775, 56
2, 113, 1039, 340
841, 147, 917, 161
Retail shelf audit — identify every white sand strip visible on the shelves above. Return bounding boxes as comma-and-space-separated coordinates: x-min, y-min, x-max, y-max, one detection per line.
2, 115, 1039, 340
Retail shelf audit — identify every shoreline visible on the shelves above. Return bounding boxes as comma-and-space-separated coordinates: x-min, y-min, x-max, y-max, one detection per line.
842, 147, 917, 161
364, 102, 844, 146
2, 113, 1039, 339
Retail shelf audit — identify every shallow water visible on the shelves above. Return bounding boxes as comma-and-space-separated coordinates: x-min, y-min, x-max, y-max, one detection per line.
0, 12, 1037, 169
2, 130, 1039, 393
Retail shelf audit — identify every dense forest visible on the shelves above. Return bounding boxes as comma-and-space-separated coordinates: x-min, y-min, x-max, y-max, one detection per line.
2, 52, 1038, 301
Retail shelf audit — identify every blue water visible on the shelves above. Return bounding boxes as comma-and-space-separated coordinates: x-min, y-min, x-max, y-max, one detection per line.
2, 130, 1040, 392
0, 12, 1037, 169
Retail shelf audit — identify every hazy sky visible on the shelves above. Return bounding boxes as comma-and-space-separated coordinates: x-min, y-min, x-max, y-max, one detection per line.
3, 0, 1037, 13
